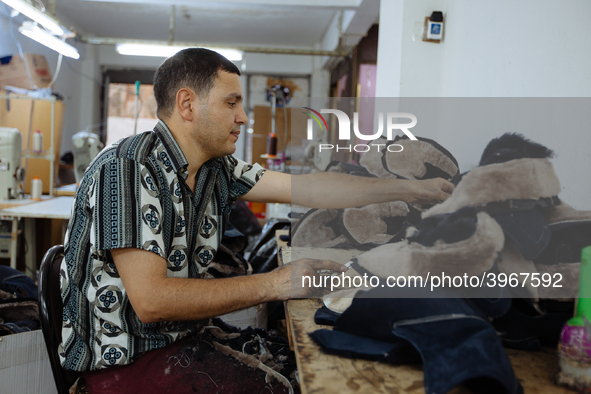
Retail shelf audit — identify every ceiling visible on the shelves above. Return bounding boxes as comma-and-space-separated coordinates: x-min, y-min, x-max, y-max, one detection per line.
52, 0, 378, 50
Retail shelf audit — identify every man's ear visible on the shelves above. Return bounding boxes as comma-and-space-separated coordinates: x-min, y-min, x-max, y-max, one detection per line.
176, 88, 196, 121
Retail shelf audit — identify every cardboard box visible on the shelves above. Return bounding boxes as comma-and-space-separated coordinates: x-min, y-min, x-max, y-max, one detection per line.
0, 54, 53, 90
0, 90, 65, 194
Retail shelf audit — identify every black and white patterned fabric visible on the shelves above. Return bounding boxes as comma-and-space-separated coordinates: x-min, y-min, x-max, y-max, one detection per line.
59, 120, 265, 372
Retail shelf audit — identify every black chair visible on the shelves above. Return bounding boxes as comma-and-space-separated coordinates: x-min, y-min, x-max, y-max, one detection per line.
38, 245, 81, 394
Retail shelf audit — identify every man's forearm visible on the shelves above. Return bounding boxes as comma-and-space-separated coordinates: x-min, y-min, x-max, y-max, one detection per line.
291, 172, 412, 208
132, 273, 279, 323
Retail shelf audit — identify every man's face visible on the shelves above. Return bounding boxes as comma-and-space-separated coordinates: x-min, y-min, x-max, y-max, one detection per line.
193, 71, 247, 158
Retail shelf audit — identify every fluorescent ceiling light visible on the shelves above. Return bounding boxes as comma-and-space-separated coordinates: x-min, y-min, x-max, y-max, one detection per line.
19, 22, 80, 59
115, 43, 243, 61
116, 44, 186, 58
1, 0, 64, 35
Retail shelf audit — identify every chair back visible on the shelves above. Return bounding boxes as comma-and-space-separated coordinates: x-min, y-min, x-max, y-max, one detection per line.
38, 245, 81, 394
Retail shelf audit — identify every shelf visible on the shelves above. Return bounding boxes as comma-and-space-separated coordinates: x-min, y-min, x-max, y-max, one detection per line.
22, 152, 53, 160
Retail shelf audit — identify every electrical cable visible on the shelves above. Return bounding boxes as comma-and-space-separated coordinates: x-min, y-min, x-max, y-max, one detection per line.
64, 58, 105, 87
283, 105, 289, 157
7, 10, 39, 90
46, 50, 62, 89
8, 6, 63, 92
32, 0, 45, 12
64, 60, 132, 95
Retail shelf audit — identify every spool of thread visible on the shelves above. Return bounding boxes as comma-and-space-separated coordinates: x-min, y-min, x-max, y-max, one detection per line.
31, 176, 42, 200
33, 130, 43, 153
266, 132, 277, 157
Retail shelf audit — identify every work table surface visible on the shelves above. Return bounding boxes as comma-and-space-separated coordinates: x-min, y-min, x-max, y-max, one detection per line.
280, 246, 573, 394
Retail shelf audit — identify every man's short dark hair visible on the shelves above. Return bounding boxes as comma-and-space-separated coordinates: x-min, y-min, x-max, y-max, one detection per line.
153, 48, 241, 119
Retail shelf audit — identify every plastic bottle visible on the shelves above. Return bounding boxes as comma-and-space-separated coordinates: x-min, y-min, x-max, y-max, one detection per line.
557, 246, 591, 381
31, 176, 42, 200
33, 130, 43, 153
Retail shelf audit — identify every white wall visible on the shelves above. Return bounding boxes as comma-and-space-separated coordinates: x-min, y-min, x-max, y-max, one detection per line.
375, 0, 591, 209
375, 0, 404, 97
378, 0, 591, 97
440, 1, 591, 97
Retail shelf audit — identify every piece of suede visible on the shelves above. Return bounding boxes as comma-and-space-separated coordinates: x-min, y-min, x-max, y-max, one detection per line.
314, 305, 341, 326
492, 209, 551, 261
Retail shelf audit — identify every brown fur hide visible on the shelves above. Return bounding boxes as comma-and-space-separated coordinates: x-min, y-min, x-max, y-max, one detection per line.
342, 201, 409, 245
384, 139, 458, 180
359, 137, 458, 180
424, 158, 561, 217
292, 209, 343, 248
541, 202, 591, 226
359, 137, 391, 178
354, 212, 505, 279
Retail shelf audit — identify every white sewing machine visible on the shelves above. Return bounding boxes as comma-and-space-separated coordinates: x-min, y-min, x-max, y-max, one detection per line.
72, 131, 104, 183
0, 127, 25, 200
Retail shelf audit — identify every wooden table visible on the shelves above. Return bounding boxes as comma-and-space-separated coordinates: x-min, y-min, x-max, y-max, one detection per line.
280, 246, 574, 394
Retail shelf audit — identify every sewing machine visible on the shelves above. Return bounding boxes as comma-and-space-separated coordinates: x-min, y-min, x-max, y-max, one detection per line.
72, 131, 104, 183
0, 127, 25, 200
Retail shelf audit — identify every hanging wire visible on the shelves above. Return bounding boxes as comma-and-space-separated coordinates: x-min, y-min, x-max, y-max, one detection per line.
7, 8, 39, 90
32, 0, 45, 12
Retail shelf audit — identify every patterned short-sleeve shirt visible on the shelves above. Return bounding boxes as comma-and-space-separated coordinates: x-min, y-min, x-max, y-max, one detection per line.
59, 120, 266, 372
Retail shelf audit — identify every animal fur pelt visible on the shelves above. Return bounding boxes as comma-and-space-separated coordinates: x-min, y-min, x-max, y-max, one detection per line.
292, 202, 421, 250
359, 136, 459, 181
325, 161, 375, 178
351, 209, 505, 280
480, 133, 554, 166
291, 209, 349, 248
424, 158, 561, 218
358, 137, 391, 178
541, 202, 591, 228
340, 202, 420, 247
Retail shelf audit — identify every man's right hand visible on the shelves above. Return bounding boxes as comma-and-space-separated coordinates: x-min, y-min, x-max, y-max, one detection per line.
269, 258, 348, 300
404, 177, 455, 206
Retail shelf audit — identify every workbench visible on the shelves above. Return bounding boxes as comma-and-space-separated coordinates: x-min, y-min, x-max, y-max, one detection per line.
279, 245, 574, 394
0, 196, 74, 276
